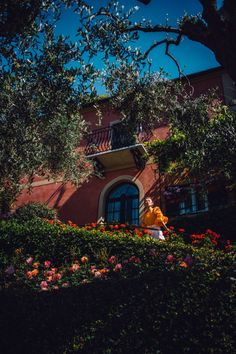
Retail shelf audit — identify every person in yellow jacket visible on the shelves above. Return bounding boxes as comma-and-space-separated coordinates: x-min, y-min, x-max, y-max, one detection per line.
142, 197, 170, 240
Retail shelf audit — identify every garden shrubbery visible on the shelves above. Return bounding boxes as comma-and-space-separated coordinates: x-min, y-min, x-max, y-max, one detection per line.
13, 202, 57, 222
0, 218, 235, 354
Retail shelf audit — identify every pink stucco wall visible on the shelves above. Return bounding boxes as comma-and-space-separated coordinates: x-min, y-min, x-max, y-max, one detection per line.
16, 68, 226, 224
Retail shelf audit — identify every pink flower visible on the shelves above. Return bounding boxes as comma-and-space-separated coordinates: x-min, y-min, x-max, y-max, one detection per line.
70, 264, 80, 272
55, 273, 62, 280
44, 260, 51, 268
108, 256, 118, 264
62, 282, 69, 287
114, 263, 122, 272
5, 265, 15, 275
129, 256, 141, 264
166, 255, 174, 263
94, 271, 102, 278
40, 281, 48, 291
81, 256, 89, 264
26, 271, 33, 279
53, 286, 59, 290
26, 257, 33, 265
47, 276, 53, 282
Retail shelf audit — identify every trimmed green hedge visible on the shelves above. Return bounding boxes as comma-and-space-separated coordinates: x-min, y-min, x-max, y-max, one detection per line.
0, 219, 235, 354
13, 202, 57, 222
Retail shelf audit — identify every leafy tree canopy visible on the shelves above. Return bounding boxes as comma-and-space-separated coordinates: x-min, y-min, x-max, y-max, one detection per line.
0, 0, 98, 213
148, 98, 236, 187
78, 0, 236, 83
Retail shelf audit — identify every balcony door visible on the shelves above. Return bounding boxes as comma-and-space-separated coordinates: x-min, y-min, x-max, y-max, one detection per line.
111, 122, 136, 150
105, 183, 139, 225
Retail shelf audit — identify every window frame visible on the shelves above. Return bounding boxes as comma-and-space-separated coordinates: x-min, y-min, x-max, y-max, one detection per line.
105, 182, 139, 225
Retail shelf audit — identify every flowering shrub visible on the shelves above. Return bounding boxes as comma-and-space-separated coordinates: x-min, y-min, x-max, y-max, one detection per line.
0, 218, 234, 293
1, 246, 198, 292
0, 218, 235, 354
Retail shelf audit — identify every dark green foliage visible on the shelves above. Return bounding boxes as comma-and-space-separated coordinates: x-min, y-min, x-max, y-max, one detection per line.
0, 1, 97, 213
148, 100, 236, 187
0, 266, 235, 354
13, 203, 57, 222
0, 219, 235, 353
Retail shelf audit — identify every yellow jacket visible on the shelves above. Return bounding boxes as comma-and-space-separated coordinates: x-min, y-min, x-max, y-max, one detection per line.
142, 207, 168, 228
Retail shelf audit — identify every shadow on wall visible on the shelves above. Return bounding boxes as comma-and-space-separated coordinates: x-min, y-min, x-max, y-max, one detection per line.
45, 167, 166, 226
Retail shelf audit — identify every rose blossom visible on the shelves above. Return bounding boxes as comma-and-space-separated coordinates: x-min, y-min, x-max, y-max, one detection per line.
55, 273, 62, 280
166, 255, 174, 263
114, 263, 122, 272
33, 262, 40, 268
47, 276, 53, 283
40, 281, 48, 291
26, 271, 33, 279
62, 282, 69, 287
31, 269, 39, 277
94, 271, 102, 278
108, 256, 118, 264
44, 260, 51, 268
70, 264, 80, 272
26, 257, 33, 265
81, 256, 89, 264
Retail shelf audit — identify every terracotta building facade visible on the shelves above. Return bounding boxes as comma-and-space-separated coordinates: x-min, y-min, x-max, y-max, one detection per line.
15, 67, 236, 227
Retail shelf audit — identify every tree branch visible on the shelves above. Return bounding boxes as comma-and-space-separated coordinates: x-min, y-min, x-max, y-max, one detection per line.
137, 0, 151, 4
141, 34, 183, 77
165, 34, 183, 77
123, 24, 182, 35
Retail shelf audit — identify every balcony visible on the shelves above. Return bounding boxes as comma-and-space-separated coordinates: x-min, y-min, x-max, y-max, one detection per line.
84, 124, 150, 172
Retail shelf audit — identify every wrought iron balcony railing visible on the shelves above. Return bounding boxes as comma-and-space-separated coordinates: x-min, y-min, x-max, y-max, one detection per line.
84, 124, 150, 155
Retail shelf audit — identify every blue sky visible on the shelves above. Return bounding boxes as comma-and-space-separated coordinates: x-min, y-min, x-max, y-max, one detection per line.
56, 0, 222, 92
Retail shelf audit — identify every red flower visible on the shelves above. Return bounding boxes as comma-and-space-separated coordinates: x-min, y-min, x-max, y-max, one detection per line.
179, 228, 185, 233
143, 229, 152, 235
120, 224, 126, 228
108, 256, 118, 264
129, 256, 141, 264
166, 255, 174, 263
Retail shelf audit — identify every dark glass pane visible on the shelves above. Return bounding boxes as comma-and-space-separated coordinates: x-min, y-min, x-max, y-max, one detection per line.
109, 183, 138, 199
111, 122, 135, 149
106, 183, 139, 224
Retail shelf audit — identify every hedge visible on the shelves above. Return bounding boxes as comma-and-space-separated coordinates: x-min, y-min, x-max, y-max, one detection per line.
0, 219, 235, 354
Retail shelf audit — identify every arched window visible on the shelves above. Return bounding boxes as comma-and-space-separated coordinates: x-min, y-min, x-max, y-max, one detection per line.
105, 183, 139, 225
